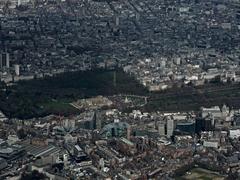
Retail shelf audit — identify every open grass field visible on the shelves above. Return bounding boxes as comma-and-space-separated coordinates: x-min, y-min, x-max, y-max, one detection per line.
39, 100, 80, 116
177, 168, 225, 180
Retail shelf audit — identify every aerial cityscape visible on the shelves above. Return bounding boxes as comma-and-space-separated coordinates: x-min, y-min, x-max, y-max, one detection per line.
0, 0, 240, 179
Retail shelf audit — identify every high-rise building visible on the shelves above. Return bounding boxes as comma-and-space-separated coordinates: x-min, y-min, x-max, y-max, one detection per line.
0, 53, 10, 69
167, 118, 174, 138
136, 13, 140, 23
6, 53, 9, 68
115, 16, 119, 26
158, 122, 166, 136
14, 64, 20, 76
94, 111, 102, 130
127, 126, 131, 140
195, 117, 205, 134
176, 121, 195, 135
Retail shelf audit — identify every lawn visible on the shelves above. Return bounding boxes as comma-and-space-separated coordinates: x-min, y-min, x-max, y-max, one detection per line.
177, 168, 225, 180
39, 100, 80, 116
